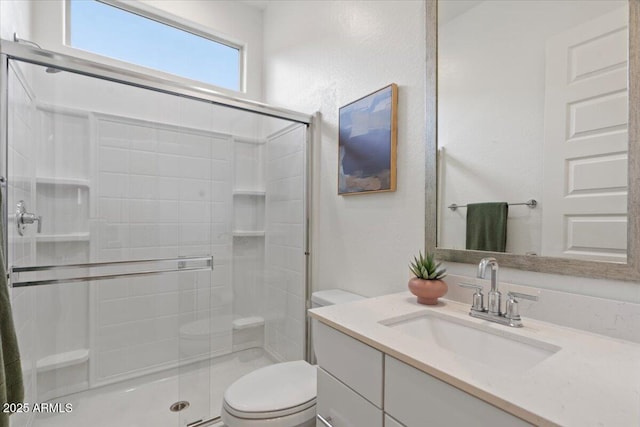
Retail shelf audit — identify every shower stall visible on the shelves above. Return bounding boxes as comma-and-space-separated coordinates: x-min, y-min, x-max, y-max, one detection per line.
1, 41, 311, 427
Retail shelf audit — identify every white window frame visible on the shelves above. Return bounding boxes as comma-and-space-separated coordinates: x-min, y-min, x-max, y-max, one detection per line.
61, 0, 246, 94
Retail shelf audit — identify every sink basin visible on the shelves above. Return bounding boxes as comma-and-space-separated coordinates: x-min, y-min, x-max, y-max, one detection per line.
381, 311, 560, 373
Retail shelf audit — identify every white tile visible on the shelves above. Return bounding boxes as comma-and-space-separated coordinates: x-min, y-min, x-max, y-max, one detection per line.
98, 199, 122, 223
127, 339, 178, 371
156, 153, 182, 178
154, 315, 181, 341
157, 177, 181, 200
155, 293, 180, 318
98, 279, 129, 301
157, 201, 179, 223
129, 150, 157, 176
180, 133, 212, 158
157, 224, 179, 246
127, 295, 156, 321
99, 172, 129, 198
96, 348, 128, 379
156, 129, 181, 155
129, 175, 157, 199
179, 224, 211, 246
99, 147, 129, 173
129, 200, 158, 223
128, 124, 157, 152
179, 178, 212, 201
179, 290, 197, 313
129, 224, 157, 248
180, 156, 211, 180
179, 201, 211, 223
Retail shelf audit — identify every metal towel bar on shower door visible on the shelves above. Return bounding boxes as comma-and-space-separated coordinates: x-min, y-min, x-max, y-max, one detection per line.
10, 256, 213, 288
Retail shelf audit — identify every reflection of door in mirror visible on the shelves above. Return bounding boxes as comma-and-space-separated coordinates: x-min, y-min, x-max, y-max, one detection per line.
437, 0, 628, 261
542, 7, 628, 262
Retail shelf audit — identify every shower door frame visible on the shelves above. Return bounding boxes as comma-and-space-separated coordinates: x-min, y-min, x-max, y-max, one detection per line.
0, 37, 315, 417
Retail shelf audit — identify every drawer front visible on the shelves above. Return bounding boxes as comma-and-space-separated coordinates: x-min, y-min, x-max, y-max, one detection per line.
316, 367, 383, 427
384, 414, 406, 427
384, 356, 533, 427
314, 321, 383, 407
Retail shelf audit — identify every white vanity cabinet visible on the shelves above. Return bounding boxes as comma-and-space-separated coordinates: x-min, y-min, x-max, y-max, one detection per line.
314, 321, 531, 427
385, 356, 532, 427
314, 321, 384, 426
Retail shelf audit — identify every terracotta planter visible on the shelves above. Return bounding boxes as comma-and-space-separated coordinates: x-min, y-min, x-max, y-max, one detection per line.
408, 278, 448, 305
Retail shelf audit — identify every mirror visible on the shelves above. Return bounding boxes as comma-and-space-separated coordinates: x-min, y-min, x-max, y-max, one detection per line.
426, 0, 640, 281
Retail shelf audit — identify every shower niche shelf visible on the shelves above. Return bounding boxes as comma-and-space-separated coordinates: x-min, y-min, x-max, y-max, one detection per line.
37, 348, 89, 374
233, 190, 265, 238
233, 190, 266, 197
35, 177, 90, 239
36, 176, 90, 188
36, 232, 91, 243
233, 190, 267, 197
232, 231, 265, 237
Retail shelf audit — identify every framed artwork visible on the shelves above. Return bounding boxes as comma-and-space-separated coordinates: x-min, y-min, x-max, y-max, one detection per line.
338, 83, 398, 195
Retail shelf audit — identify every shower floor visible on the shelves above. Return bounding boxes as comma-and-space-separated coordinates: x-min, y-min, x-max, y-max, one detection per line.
32, 348, 275, 427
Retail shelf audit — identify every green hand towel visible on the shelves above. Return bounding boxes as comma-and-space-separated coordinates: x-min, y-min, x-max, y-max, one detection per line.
465, 202, 509, 252
0, 191, 24, 427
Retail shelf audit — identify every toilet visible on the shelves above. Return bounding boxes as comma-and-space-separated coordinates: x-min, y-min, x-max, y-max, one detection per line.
220, 289, 364, 427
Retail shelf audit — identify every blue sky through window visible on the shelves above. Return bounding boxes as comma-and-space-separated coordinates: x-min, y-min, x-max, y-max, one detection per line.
70, 0, 241, 91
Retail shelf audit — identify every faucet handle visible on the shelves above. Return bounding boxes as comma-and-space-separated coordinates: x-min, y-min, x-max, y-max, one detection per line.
505, 291, 538, 322
508, 291, 538, 302
458, 283, 484, 312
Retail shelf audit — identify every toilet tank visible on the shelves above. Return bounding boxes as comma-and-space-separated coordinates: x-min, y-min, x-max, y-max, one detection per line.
311, 289, 364, 308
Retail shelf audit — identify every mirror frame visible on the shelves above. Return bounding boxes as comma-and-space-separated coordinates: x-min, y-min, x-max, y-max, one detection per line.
425, 0, 640, 282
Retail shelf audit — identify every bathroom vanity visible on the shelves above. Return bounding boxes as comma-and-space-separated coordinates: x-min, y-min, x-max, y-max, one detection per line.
309, 292, 640, 426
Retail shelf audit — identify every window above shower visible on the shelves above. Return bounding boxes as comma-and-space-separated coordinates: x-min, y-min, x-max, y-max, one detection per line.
65, 0, 243, 92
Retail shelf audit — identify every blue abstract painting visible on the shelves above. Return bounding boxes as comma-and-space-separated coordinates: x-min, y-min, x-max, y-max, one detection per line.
339, 84, 397, 194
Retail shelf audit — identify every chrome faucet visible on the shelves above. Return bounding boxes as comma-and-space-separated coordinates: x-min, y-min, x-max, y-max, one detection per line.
477, 257, 501, 315
459, 257, 538, 328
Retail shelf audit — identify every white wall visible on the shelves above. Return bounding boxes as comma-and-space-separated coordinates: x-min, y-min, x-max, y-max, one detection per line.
29, 0, 264, 100
0, 0, 31, 41
263, 0, 427, 298
438, 0, 624, 255
262, 0, 640, 310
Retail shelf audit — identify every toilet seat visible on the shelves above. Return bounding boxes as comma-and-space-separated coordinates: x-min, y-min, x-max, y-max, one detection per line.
222, 360, 316, 426
223, 397, 316, 420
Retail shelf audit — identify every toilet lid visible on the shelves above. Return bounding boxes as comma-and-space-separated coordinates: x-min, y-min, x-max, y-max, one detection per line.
223, 361, 316, 418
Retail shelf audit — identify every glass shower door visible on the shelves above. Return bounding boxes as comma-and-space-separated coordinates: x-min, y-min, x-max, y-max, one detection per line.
6, 58, 221, 427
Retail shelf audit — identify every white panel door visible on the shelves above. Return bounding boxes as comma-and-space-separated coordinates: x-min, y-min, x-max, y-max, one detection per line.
542, 7, 628, 262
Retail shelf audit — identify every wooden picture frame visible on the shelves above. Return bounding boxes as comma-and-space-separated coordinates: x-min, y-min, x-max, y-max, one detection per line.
338, 84, 398, 195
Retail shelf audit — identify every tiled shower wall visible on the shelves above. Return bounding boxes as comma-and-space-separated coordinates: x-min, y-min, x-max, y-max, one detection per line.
264, 125, 306, 361
93, 115, 234, 385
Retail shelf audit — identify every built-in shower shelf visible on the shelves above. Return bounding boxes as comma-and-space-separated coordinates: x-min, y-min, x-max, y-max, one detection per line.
36, 232, 90, 243
233, 190, 266, 197
232, 230, 265, 237
37, 348, 89, 373
36, 176, 90, 187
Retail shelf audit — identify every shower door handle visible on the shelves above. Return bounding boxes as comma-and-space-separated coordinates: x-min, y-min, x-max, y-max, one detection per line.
16, 200, 42, 235
10, 256, 213, 288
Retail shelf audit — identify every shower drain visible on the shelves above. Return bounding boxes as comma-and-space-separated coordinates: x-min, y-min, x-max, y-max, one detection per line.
169, 401, 190, 412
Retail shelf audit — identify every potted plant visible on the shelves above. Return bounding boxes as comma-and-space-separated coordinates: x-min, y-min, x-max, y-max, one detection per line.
408, 251, 448, 305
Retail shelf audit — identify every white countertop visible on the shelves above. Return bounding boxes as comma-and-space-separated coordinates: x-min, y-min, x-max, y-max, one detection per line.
308, 291, 640, 427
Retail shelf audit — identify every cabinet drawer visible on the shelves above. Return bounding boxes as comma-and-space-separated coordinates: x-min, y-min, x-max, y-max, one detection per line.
314, 321, 383, 407
316, 367, 383, 427
384, 356, 532, 427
